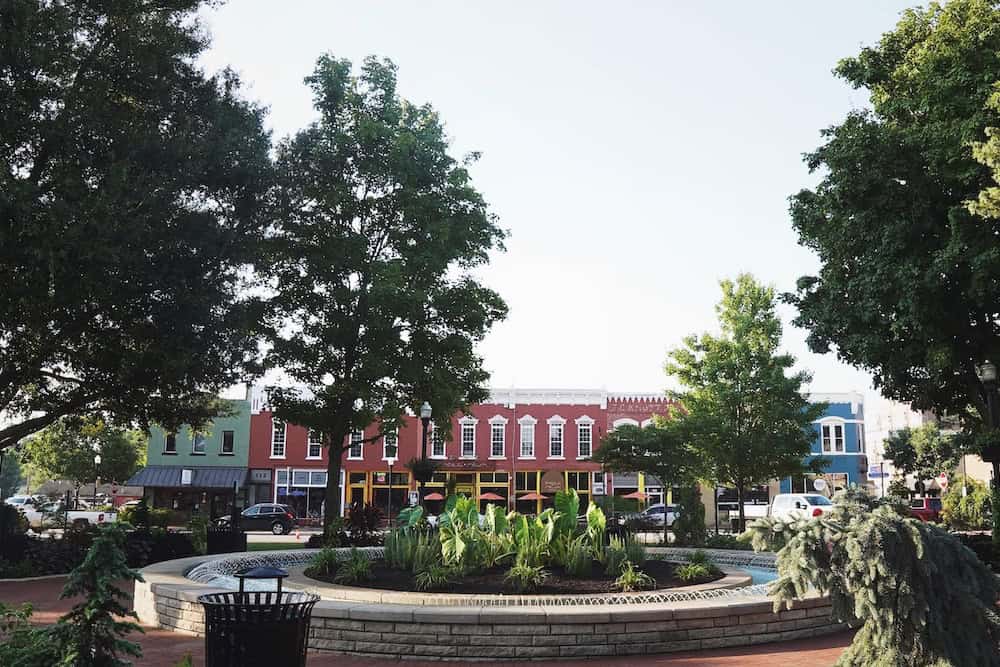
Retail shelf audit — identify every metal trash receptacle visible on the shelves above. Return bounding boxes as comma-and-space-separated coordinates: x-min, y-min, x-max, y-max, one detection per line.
198, 567, 319, 667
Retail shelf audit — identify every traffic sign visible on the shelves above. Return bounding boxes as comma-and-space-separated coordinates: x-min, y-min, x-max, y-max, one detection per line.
868, 464, 889, 479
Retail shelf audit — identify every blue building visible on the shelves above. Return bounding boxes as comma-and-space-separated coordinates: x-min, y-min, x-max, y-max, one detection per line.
779, 392, 867, 496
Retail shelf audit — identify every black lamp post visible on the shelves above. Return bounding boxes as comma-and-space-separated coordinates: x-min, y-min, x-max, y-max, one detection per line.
93, 453, 102, 503
975, 360, 1000, 544
419, 401, 432, 505
385, 441, 397, 528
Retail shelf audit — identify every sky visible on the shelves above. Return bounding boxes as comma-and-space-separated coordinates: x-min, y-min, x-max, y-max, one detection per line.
198, 1, 917, 402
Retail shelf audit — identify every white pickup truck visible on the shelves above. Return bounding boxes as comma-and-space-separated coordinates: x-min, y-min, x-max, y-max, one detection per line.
19, 500, 117, 531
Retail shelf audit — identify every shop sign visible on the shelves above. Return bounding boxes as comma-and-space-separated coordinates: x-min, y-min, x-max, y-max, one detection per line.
250, 469, 272, 483
373, 472, 388, 485
181, 469, 193, 486
408, 491, 419, 506
540, 469, 564, 493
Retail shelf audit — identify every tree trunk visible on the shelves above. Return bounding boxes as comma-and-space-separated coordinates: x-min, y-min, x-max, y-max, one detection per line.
736, 482, 746, 534
324, 444, 346, 533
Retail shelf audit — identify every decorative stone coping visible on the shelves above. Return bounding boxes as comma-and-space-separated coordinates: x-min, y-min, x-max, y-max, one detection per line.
134, 547, 845, 660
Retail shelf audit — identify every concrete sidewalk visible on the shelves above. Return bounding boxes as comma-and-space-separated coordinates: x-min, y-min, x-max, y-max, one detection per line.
0, 576, 852, 666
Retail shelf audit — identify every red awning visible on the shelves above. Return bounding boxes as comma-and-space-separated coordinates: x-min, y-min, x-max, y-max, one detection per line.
518, 492, 548, 501
478, 492, 504, 501
620, 491, 648, 500
423, 492, 445, 501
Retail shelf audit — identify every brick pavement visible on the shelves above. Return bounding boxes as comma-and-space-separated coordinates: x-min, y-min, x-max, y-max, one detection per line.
0, 576, 852, 666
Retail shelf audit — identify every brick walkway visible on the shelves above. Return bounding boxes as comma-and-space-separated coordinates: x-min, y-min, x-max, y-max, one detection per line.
0, 576, 852, 666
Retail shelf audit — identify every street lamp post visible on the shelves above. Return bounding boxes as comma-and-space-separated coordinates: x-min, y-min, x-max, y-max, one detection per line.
975, 360, 1000, 544
419, 402, 432, 506
385, 441, 398, 529
94, 453, 102, 504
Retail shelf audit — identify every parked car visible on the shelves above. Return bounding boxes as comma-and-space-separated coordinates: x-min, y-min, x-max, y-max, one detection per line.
637, 503, 680, 528
215, 503, 297, 535
19, 499, 117, 530
4, 495, 38, 508
768, 493, 833, 520
908, 496, 943, 522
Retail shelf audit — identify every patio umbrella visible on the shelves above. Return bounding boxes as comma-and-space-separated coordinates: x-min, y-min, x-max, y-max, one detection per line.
519, 492, 548, 501
423, 492, 445, 501
478, 492, 504, 501
621, 491, 648, 500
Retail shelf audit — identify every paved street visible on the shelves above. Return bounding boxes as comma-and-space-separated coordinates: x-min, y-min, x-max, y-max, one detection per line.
1, 575, 852, 666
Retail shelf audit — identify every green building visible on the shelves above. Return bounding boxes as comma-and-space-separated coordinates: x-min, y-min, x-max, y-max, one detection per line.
127, 399, 251, 520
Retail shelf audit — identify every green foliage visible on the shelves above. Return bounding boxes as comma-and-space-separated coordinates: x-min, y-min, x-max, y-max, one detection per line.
0, 503, 28, 536
332, 548, 373, 585
942, 476, 993, 530
174, 656, 194, 667
0, 454, 23, 498
413, 564, 456, 592
553, 488, 580, 538
512, 509, 557, 568
0, 603, 60, 667
704, 533, 753, 550
561, 535, 592, 578
615, 562, 655, 592
883, 424, 966, 483
188, 517, 208, 556
674, 562, 712, 582
263, 54, 507, 527
686, 549, 711, 566
412, 531, 443, 574
504, 563, 548, 593
0, 0, 273, 453
585, 503, 607, 562
672, 485, 707, 546
48, 524, 145, 666
604, 536, 629, 576
383, 530, 415, 570
668, 275, 826, 531
746, 489, 1000, 666
396, 505, 426, 530
887, 479, 911, 500
623, 535, 646, 567
309, 548, 342, 578
20, 418, 145, 487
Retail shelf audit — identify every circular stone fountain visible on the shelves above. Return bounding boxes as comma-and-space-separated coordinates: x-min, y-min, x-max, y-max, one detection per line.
135, 547, 844, 660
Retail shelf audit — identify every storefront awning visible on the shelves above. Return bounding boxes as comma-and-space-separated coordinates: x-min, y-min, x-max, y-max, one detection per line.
126, 466, 248, 489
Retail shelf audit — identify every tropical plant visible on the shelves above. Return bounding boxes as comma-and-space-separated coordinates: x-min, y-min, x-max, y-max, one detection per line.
439, 495, 484, 572
623, 535, 646, 566
686, 550, 711, 567
396, 505, 426, 530
383, 530, 416, 570
615, 562, 656, 592
333, 548, 373, 585
412, 531, 443, 574
703, 533, 753, 550
413, 564, 456, 592
511, 509, 558, 567
48, 524, 144, 666
746, 488, 1000, 666
585, 503, 607, 562
553, 488, 580, 539
674, 562, 712, 582
344, 503, 383, 546
604, 537, 629, 576
562, 535, 591, 578
504, 563, 548, 593
308, 548, 341, 578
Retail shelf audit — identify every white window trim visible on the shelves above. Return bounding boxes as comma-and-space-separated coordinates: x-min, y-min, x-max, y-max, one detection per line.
488, 415, 507, 459
459, 416, 478, 459
382, 430, 399, 462
819, 418, 846, 454
192, 433, 207, 455
347, 430, 364, 460
575, 415, 594, 460
429, 424, 446, 459
270, 422, 287, 460
612, 417, 640, 429
220, 430, 236, 455
640, 418, 654, 428
164, 433, 177, 455
306, 430, 323, 460
547, 415, 566, 459
518, 415, 536, 459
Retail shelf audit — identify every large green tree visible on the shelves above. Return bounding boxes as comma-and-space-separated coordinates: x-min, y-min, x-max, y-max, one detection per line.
786, 0, 1000, 541
0, 0, 273, 451
882, 422, 967, 484
0, 453, 23, 499
669, 274, 827, 531
594, 415, 704, 544
266, 56, 507, 529
20, 418, 145, 488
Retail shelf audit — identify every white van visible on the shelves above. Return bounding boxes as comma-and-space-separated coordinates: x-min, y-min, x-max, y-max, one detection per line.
769, 493, 833, 520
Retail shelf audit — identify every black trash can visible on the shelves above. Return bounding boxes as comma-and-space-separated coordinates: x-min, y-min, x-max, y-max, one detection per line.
198, 567, 319, 667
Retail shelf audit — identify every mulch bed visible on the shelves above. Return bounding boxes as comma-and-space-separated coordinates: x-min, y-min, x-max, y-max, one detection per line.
307, 559, 722, 594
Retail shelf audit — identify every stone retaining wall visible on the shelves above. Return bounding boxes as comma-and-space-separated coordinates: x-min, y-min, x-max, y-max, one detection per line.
134, 552, 846, 660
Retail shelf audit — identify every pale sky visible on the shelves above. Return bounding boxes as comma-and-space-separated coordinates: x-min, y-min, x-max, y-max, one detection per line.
199, 1, 916, 402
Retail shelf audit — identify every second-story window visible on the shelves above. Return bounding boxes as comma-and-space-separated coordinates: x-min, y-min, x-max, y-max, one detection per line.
821, 423, 844, 453
221, 430, 235, 455
461, 421, 476, 458
383, 431, 398, 460
164, 433, 177, 454
348, 430, 364, 459
271, 421, 286, 458
307, 430, 322, 459
490, 422, 505, 458
577, 422, 592, 458
431, 424, 445, 458
519, 418, 535, 458
192, 433, 206, 455
548, 419, 564, 458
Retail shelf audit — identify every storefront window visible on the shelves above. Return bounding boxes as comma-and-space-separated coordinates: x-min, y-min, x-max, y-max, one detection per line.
276, 468, 335, 520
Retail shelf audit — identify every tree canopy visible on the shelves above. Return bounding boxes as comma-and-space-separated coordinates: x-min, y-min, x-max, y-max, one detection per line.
0, 0, 273, 451
668, 274, 826, 530
882, 422, 966, 484
787, 0, 1000, 428
265, 55, 507, 527
20, 418, 145, 487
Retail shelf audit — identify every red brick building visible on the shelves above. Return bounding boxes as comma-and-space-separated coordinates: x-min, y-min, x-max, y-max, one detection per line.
245, 386, 673, 520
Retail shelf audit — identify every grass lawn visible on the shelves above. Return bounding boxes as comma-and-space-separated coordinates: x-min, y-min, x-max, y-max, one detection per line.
246, 541, 308, 552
